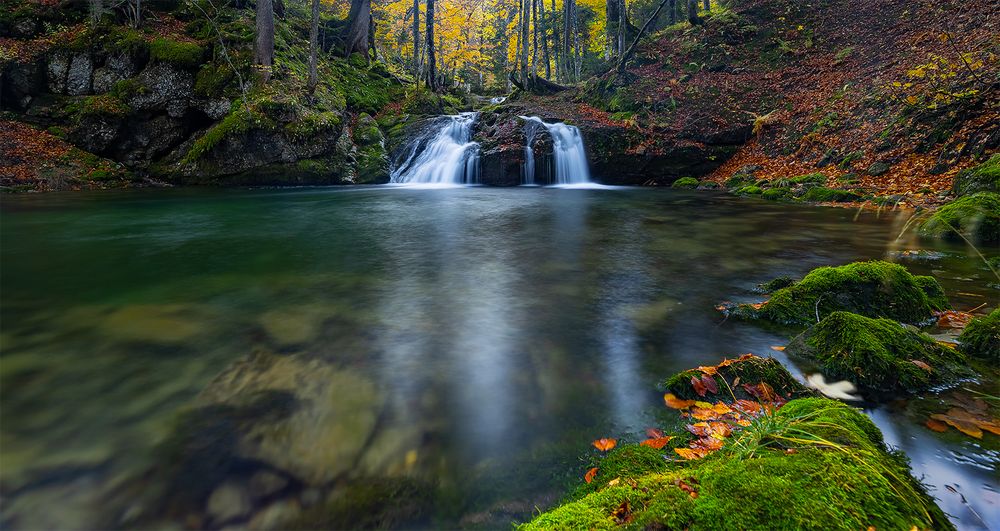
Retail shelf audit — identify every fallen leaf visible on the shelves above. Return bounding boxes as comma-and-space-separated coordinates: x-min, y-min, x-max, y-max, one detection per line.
691, 437, 724, 451
695, 365, 718, 376
612, 499, 632, 524
607, 477, 620, 486
674, 447, 708, 460
770, 345, 786, 351
925, 419, 948, 432
664, 393, 696, 409
646, 428, 665, 439
935, 310, 973, 329
641, 436, 674, 449
691, 375, 708, 397
701, 374, 719, 394
910, 360, 932, 372
592, 438, 618, 451
584, 467, 598, 483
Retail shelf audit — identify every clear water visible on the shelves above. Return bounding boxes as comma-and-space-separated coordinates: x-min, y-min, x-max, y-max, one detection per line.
1, 187, 997, 529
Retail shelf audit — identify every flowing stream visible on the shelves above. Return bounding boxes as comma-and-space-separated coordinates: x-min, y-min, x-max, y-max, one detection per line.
390, 112, 481, 185
1, 188, 997, 529
520, 116, 592, 185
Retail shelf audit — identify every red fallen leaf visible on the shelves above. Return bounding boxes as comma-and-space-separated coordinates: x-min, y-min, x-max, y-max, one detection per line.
612, 499, 632, 523
910, 360, 932, 372
646, 428, 666, 439
691, 437, 724, 451
691, 376, 708, 397
641, 436, 674, 449
664, 393, 697, 409
584, 467, 599, 483
592, 438, 617, 451
733, 399, 763, 415
674, 478, 699, 498
925, 419, 949, 432
701, 374, 719, 394
686, 422, 711, 437
935, 310, 973, 329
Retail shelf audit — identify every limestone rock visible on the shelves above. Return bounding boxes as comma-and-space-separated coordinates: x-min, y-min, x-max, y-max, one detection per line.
66, 54, 93, 96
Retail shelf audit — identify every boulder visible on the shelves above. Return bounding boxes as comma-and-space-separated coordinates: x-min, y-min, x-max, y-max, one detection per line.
46, 52, 69, 93
786, 311, 973, 396
957, 308, 999, 363
66, 54, 93, 96
918, 192, 1000, 244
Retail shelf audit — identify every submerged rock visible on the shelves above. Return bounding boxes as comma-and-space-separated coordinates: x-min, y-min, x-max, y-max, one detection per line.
786, 311, 973, 397
918, 192, 1000, 244
729, 261, 950, 326
663, 354, 810, 402
957, 308, 1000, 363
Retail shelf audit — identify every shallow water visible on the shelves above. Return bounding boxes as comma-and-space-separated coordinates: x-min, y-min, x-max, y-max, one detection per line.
1, 187, 997, 529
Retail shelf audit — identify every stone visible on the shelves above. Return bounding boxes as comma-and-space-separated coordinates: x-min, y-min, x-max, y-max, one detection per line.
66, 54, 93, 96
867, 161, 891, 176
206, 482, 251, 524
248, 499, 302, 531
46, 52, 69, 93
248, 471, 289, 500
193, 98, 232, 120
130, 63, 193, 111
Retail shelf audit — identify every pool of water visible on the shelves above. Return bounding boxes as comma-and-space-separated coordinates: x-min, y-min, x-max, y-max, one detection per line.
1, 186, 997, 529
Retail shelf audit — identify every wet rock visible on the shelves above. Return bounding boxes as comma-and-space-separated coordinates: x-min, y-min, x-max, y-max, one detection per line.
248, 499, 302, 531
957, 308, 999, 363
918, 192, 1000, 244
663, 353, 811, 401
786, 311, 973, 397
257, 305, 330, 347
952, 153, 999, 196
130, 63, 193, 112
248, 471, 289, 500
206, 482, 251, 524
352, 113, 390, 183
193, 98, 231, 120
98, 304, 207, 343
2, 60, 43, 109
197, 350, 384, 485
66, 54, 94, 96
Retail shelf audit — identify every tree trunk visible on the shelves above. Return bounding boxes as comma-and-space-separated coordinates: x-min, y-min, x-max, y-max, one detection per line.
551, 0, 560, 82
563, 0, 572, 81
618, 0, 670, 72
687, 0, 699, 24
540, 0, 550, 78
531, 0, 538, 74
412, 0, 420, 78
342, 0, 371, 59
426, 0, 436, 90
703, 0, 709, 12
255, 0, 274, 80
308, 0, 319, 92
520, 0, 530, 86
617, 0, 626, 58
668, 0, 676, 24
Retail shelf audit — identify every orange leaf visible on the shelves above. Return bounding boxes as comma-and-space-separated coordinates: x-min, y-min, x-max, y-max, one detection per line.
674, 447, 707, 460
592, 438, 618, 451
646, 428, 665, 439
770, 345, 786, 351
584, 467, 599, 483
925, 419, 948, 432
695, 365, 719, 376
691, 437, 724, 452
931, 412, 982, 439
664, 393, 696, 409
641, 436, 674, 449
691, 376, 708, 397
910, 360, 932, 372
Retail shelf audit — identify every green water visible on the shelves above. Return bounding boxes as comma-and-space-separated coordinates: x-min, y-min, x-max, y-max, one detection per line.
1, 187, 997, 529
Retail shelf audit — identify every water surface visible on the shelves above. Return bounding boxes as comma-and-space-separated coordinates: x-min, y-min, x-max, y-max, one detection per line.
1, 187, 997, 529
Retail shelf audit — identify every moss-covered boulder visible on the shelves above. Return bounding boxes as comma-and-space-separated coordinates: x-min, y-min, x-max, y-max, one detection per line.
663, 354, 811, 401
952, 154, 1000, 196
672, 177, 699, 189
918, 192, 1000, 244
800, 186, 861, 202
958, 308, 1000, 363
730, 261, 950, 326
786, 312, 973, 396
520, 398, 951, 531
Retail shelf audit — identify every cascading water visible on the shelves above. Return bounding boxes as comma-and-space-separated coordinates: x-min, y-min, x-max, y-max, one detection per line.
519, 116, 591, 185
522, 118, 544, 185
391, 112, 480, 185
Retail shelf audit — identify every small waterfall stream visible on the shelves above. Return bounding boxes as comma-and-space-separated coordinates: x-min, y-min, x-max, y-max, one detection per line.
391, 112, 481, 185
519, 116, 591, 185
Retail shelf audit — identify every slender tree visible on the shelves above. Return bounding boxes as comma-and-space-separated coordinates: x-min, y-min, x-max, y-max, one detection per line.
687, 0, 699, 24
520, 0, 530, 85
668, 0, 676, 24
531, 0, 538, 74
308, 0, 319, 92
703, 0, 709, 12
426, 0, 436, 90
342, 0, 372, 59
540, 0, 550, 78
563, 0, 572, 81
412, 0, 421, 78
255, 0, 274, 80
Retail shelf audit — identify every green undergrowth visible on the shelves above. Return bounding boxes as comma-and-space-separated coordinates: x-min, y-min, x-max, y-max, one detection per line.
520, 398, 950, 531
730, 261, 950, 326
918, 192, 1000, 244
958, 308, 1000, 363
786, 311, 972, 395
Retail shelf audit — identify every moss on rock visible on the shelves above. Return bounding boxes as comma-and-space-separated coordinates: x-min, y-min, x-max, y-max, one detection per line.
520, 398, 950, 531
952, 153, 1000, 196
786, 311, 972, 396
733, 261, 950, 326
672, 177, 700, 189
149, 38, 204, 69
918, 192, 1000, 244
762, 187, 791, 200
800, 186, 861, 202
663, 354, 810, 401
958, 308, 1000, 363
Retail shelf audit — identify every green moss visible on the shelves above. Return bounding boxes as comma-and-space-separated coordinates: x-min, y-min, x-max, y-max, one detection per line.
149, 37, 204, 68
800, 186, 861, 202
789, 172, 826, 184
786, 312, 972, 395
65, 94, 131, 122
193, 63, 234, 97
761, 187, 791, 200
755, 276, 794, 293
918, 192, 1000, 244
952, 154, 1000, 196
737, 261, 950, 326
672, 177, 700, 189
284, 110, 341, 139
732, 185, 763, 195
184, 103, 276, 162
724, 173, 755, 188
663, 355, 809, 401
521, 398, 950, 531
837, 150, 864, 169
958, 308, 1000, 363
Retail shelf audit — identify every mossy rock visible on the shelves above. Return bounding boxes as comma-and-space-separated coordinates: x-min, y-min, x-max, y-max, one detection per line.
149, 37, 204, 68
958, 308, 1000, 363
800, 186, 861, 202
918, 192, 1000, 244
520, 398, 951, 531
761, 187, 791, 200
731, 184, 763, 195
789, 172, 826, 184
697, 181, 720, 190
786, 312, 973, 396
672, 177, 699, 189
724, 173, 755, 188
663, 354, 810, 402
952, 154, 1000, 196
754, 276, 795, 294
731, 261, 950, 326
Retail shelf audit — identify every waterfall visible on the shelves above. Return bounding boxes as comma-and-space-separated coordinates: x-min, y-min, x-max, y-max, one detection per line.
522, 118, 544, 185
391, 112, 480, 185
519, 116, 591, 185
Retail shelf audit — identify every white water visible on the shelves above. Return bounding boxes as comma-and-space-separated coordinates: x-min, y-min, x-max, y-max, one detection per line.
519, 116, 591, 185
391, 113, 480, 185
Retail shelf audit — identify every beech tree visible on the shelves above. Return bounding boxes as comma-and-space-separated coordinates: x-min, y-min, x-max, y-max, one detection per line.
308, 0, 319, 91
426, 0, 436, 90
412, 0, 421, 78
255, 0, 274, 80
343, 0, 372, 59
